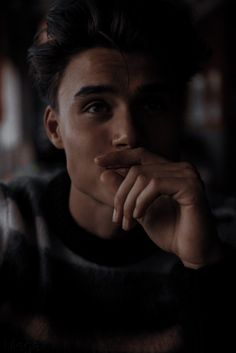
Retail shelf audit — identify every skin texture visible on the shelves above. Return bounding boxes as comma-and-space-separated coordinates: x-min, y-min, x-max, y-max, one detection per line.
44, 47, 222, 269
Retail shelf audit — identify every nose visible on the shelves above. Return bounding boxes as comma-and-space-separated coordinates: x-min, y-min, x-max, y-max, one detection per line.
112, 107, 140, 150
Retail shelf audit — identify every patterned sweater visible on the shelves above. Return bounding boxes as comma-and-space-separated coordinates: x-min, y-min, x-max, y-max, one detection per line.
0, 170, 236, 353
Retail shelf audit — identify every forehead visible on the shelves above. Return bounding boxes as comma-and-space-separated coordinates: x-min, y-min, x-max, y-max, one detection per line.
58, 47, 169, 100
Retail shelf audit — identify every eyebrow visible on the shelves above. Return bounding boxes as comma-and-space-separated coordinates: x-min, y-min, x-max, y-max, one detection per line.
74, 82, 171, 99
74, 85, 116, 98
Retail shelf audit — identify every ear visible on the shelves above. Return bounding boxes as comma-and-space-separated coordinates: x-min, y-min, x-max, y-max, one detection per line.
44, 106, 64, 149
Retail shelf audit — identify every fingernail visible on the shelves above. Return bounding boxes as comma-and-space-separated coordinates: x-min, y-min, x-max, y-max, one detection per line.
122, 217, 129, 231
112, 209, 118, 223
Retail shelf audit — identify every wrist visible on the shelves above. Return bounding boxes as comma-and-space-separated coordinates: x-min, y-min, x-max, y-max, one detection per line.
182, 242, 224, 270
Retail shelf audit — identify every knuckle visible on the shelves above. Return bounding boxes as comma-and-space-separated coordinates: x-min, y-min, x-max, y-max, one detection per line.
137, 147, 148, 162
150, 177, 159, 188
137, 174, 146, 185
129, 165, 140, 176
180, 162, 198, 178
185, 177, 202, 192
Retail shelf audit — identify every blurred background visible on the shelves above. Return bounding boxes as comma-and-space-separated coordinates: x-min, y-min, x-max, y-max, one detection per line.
1, 0, 236, 207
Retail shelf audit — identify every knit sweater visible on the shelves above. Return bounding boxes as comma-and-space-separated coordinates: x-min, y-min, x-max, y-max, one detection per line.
0, 170, 236, 353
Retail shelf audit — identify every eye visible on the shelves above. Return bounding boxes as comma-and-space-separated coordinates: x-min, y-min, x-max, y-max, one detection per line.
83, 101, 111, 115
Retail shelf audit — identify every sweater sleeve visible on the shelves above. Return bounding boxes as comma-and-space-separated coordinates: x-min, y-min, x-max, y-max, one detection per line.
171, 243, 236, 352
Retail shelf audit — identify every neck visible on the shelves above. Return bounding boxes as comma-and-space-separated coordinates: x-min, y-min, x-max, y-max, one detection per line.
69, 184, 120, 239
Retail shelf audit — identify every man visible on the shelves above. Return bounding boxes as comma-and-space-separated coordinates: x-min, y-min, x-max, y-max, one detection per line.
0, 0, 235, 352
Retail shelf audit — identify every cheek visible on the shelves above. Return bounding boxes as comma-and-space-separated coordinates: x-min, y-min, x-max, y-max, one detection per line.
62, 126, 110, 182
62, 121, 103, 155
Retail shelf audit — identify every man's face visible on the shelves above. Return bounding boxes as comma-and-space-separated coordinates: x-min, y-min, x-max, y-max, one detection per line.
47, 47, 181, 206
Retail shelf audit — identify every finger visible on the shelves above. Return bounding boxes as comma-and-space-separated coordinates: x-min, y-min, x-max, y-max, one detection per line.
133, 177, 203, 219
113, 162, 197, 223
122, 175, 149, 231
113, 167, 140, 224
100, 169, 137, 229
113, 163, 200, 180
100, 170, 124, 195
133, 180, 162, 219
94, 147, 167, 167
95, 149, 141, 168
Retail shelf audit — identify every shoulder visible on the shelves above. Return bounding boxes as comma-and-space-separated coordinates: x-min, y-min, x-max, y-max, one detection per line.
0, 169, 68, 263
1, 169, 66, 213
0, 169, 67, 239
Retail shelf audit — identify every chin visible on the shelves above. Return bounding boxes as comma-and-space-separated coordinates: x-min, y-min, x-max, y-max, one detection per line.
80, 185, 114, 209
97, 189, 114, 208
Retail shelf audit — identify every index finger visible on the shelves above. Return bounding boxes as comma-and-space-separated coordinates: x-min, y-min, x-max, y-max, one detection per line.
94, 147, 167, 167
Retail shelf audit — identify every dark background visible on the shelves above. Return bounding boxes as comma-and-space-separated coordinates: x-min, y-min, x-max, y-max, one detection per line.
0, 0, 236, 203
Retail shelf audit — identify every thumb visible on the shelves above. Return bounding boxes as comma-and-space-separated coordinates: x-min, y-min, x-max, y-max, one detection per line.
100, 170, 124, 195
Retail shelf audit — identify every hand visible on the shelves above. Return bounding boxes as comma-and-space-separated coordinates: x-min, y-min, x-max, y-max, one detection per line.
95, 147, 223, 269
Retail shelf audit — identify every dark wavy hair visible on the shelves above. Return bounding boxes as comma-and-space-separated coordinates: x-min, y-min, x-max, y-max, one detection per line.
28, 0, 209, 109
